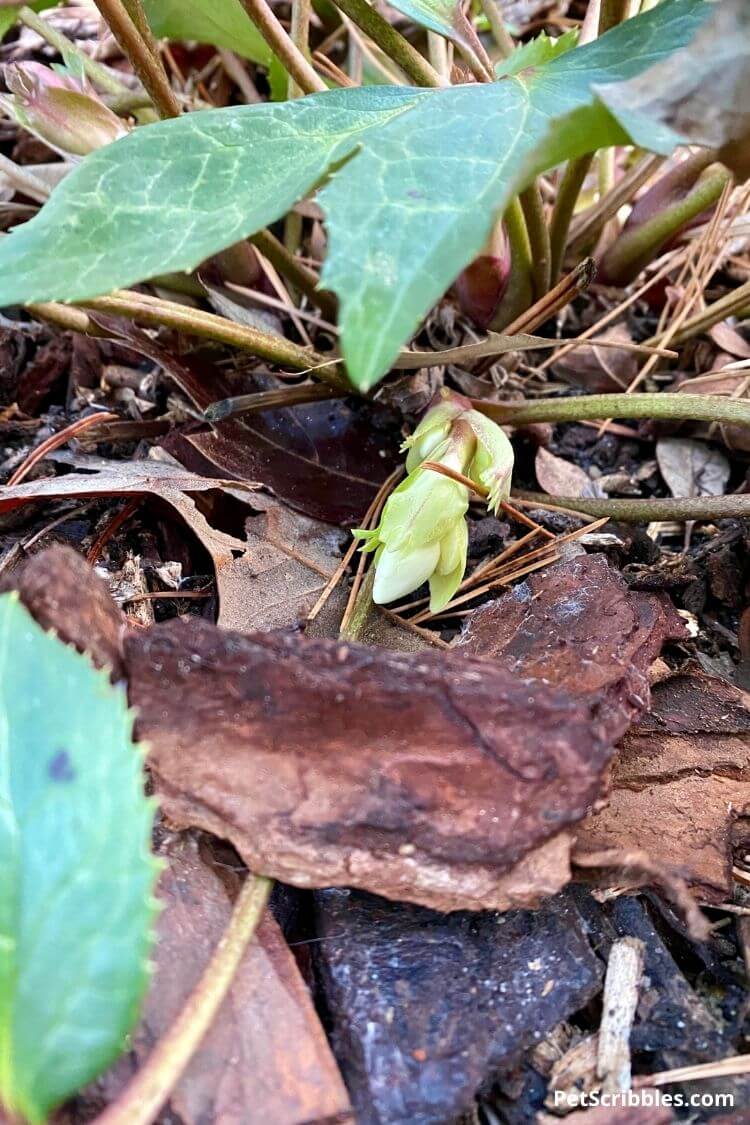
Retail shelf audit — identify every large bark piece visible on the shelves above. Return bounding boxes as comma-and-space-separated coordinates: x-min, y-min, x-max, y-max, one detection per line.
125, 617, 613, 911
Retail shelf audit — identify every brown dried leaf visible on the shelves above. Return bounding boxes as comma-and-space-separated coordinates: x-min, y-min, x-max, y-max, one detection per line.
576, 664, 750, 901
535, 446, 603, 499
656, 437, 730, 499
125, 617, 614, 912
134, 834, 351, 1125
64, 833, 351, 1125
551, 325, 638, 393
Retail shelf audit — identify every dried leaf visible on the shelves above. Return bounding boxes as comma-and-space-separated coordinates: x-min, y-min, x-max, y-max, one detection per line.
551, 325, 638, 393
535, 446, 603, 499
656, 437, 731, 499
576, 664, 750, 901
167, 396, 400, 526
85, 832, 351, 1125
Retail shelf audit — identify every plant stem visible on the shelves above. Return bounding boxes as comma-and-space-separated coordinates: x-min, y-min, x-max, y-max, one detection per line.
519, 185, 551, 299
478, 0, 514, 56
251, 229, 337, 320
19, 5, 130, 96
205, 382, 338, 422
600, 164, 730, 285
647, 278, 750, 347
489, 199, 533, 329
93, 0, 181, 118
599, 0, 629, 32
94, 875, 273, 1125
474, 391, 750, 430
514, 491, 750, 522
0, 154, 49, 203
121, 0, 161, 66
288, 0, 314, 98
330, 0, 443, 87
567, 152, 664, 255
238, 0, 327, 94
549, 154, 594, 283
78, 289, 350, 389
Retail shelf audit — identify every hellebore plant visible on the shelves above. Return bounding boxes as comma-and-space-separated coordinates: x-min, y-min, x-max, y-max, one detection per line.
354, 391, 514, 612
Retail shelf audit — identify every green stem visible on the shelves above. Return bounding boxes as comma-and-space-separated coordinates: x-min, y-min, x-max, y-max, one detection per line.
93, 0, 181, 118
519, 185, 551, 299
514, 491, 750, 523
340, 566, 376, 640
474, 392, 750, 430
94, 875, 272, 1125
78, 290, 350, 390
549, 154, 594, 283
567, 152, 664, 255
489, 198, 533, 330
19, 5, 130, 96
647, 278, 750, 348
331, 0, 444, 87
600, 164, 730, 285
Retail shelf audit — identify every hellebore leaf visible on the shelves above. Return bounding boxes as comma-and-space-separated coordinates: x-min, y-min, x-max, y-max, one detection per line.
0, 0, 711, 390
495, 29, 579, 77
142, 0, 272, 65
596, 0, 750, 180
0, 594, 158, 1124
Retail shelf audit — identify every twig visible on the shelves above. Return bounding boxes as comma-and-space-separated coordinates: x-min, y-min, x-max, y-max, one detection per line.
93, 0, 181, 118
568, 153, 665, 254
251, 229, 337, 320
205, 383, 339, 422
649, 278, 750, 347
0, 153, 50, 204
289, 0, 314, 97
19, 6, 130, 96
8, 412, 119, 486
238, 0, 327, 94
94, 874, 272, 1125
597, 938, 645, 1094
634, 1054, 750, 1088
330, 0, 443, 87
503, 258, 596, 335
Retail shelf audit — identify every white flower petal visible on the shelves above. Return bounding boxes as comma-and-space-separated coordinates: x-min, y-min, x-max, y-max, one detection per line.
372, 541, 440, 605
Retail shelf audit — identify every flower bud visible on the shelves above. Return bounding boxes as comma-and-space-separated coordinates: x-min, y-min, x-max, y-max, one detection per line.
4, 62, 128, 157
354, 390, 515, 612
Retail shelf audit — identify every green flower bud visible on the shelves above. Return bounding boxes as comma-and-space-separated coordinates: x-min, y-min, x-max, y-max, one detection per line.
4, 63, 128, 157
354, 390, 515, 613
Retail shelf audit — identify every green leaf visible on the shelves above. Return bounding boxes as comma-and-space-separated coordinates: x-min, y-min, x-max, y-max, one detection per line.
0, 0, 711, 390
495, 29, 578, 77
0, 594, 158, 1124
385, 0, 485, 64
142, 0, 271, 66
0, 0, 58, 43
